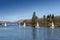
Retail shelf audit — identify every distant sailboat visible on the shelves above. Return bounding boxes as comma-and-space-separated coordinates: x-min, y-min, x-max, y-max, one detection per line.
23, 22, 26, 27
51, 22, 54, 29
4, 22, 7, 26
36, 22, 40, 28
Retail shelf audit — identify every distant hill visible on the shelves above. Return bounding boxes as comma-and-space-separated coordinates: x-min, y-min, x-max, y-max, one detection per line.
0, 21, 18, 25
0, 19, 25, 26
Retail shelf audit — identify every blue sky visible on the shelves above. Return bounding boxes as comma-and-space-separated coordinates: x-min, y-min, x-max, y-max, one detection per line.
0, 0, 60, 22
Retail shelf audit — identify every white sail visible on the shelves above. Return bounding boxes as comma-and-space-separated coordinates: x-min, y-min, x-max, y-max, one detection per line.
36, 22, 40, 28
51, 22, 54, 29
37, 22, 39, 27
23, 22, 26, 27
4, 22, 7, 26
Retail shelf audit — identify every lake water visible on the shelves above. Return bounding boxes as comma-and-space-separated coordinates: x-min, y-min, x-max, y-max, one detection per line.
0, 25, 60, 40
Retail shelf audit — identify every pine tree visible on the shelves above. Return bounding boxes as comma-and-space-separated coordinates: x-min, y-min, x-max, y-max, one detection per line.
31, 12, 37, 27
52, 14, 54, 19
43, 15, 45, 26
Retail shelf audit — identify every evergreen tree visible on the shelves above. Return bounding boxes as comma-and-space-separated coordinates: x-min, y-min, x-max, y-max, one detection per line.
52, 14, 54, 19
31, 12, 36, 27
47, 14, 51, 26
51, 14, 55, 23
47, 14, 50, 18
43, 15, 45, 26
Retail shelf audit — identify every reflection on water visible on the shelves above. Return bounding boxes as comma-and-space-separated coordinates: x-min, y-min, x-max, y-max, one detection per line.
0, 25, 60, 40
32, 27, 46, 40
47, 28, 60, 40
32, 28, 36, 40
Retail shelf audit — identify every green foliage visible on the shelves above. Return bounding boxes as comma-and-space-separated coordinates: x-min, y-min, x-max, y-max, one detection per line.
20, 12, 60, 27
31, 11, 37, 27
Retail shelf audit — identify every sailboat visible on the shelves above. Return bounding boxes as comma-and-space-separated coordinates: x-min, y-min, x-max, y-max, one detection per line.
35, 22, 40, 28
23, 22, 26, 27
4, 22, 7, 26
51, 22, 54, 29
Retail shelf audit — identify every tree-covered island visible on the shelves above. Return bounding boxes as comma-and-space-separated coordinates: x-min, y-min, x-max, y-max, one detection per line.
20, 12, 60, 27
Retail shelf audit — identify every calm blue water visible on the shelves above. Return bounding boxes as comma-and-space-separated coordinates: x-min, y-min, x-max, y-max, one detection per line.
0, 25, 60, 40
